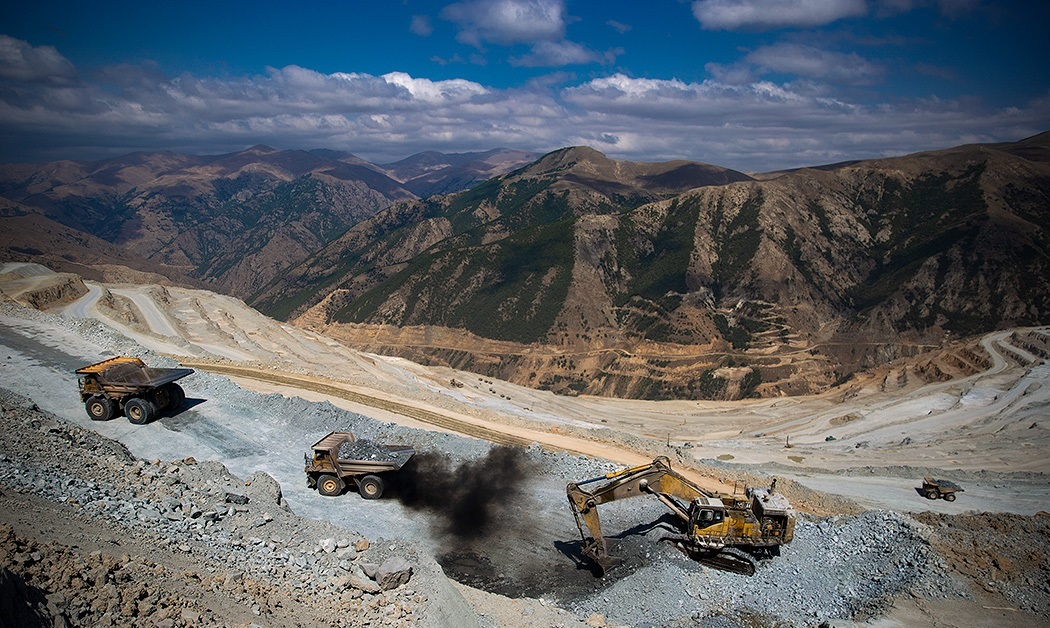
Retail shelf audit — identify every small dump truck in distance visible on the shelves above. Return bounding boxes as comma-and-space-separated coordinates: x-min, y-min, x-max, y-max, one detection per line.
305, 431, 414, 499
77, 356, 193, 424
922, 477, 964, 502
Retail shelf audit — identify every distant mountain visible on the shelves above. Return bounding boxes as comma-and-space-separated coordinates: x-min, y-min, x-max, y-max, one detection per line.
249, 146, 752, 319
372, 148, 541, 197
0, 146, 537, 295
251, 136, 1050, 400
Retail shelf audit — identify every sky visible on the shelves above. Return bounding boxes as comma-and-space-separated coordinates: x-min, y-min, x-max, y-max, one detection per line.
1, 0, 1048, 172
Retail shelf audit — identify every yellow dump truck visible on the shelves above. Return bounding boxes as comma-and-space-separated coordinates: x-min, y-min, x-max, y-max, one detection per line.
305, 431, 414, 500
77, 357, 193, 424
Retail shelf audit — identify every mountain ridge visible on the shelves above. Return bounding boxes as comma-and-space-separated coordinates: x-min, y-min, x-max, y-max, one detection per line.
0, 145, 540, 296
252, 136, 1050, 399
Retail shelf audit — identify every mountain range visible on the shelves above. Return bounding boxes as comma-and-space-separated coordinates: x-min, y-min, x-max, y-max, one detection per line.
2, 135, 1047, 399
0, 146, 537, 293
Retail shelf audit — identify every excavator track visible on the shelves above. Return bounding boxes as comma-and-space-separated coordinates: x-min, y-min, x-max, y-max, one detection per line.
695, 548, 757, 576
661, 539, 759, 576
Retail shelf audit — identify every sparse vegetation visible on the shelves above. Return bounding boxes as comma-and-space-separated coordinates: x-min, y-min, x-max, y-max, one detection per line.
711, 190, 765, 299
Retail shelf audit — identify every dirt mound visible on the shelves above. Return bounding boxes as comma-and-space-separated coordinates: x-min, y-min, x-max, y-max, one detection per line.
914, 511, 1050, 615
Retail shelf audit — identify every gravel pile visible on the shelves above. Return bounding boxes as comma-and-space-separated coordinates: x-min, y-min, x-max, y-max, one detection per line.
0, 388, 433, 627
339, 439, 401, 462
698, 512, 954, 625
559, 510, 954, 627
914, 511, 1050, 616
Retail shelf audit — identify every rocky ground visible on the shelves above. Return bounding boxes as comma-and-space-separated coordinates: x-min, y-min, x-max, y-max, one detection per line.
0, 389, 462, 627
1, 380, 1047, 628
0, 265, 1049, 627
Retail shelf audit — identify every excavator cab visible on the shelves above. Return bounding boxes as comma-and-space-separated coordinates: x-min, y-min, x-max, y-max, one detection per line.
689, 497, 727, 534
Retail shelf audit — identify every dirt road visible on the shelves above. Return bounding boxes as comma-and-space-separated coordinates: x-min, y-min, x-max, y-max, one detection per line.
10, 262, 1043, 514
183, 361, 741, 494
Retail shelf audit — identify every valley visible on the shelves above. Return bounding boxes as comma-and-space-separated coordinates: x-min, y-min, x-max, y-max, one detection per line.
6, 135, 1048, 403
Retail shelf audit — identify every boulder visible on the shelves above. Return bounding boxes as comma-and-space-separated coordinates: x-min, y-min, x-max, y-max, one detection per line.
375, 557, 413, 590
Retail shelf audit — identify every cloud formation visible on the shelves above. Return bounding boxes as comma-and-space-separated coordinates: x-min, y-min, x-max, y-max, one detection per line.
0, 35, 78, 84
746, 43, 885, 84
439, 0, 602, 69
692, 0, 868, 30
0, 35, 1045, 172
509, 40, 612, 67
410, 15, 433, 37
442, 0, 566, 46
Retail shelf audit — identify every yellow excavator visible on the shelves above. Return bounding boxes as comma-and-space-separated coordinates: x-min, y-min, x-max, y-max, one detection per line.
566, 456, 795, 575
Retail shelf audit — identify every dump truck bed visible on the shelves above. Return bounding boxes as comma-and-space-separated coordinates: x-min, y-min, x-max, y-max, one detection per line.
311, 432, 414, 472
335, 447, 414, 473
77, 357, 193, 391
923, 477, 963, 492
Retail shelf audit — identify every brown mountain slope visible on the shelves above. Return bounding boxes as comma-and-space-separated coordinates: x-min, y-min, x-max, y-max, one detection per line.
248, 146, 753, 321
0, 146, 537, 297
261, 136, 1049, 400
0, 198, 192, 285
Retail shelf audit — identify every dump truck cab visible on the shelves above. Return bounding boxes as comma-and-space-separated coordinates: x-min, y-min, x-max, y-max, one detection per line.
690, 496, 727, 534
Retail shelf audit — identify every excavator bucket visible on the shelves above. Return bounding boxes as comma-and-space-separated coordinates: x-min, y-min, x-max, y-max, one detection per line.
581, 542, 621, 577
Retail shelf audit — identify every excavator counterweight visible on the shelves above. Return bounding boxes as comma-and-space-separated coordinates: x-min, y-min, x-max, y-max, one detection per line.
566, 457, 794, 576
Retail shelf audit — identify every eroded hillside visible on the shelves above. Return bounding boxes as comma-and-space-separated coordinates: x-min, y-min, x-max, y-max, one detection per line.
256, 135, 1050, 399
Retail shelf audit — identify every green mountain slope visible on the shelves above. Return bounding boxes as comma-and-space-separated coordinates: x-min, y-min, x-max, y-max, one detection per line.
253, 136, 1049, 399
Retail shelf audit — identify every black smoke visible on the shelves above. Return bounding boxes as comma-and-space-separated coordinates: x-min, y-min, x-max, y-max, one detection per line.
392, 446, 533, 539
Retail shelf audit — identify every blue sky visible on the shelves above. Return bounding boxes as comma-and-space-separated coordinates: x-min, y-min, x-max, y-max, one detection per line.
1, 0, 1047, 171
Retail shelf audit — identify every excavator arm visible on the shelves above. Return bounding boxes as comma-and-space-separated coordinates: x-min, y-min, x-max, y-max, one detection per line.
566, 456, 723, 574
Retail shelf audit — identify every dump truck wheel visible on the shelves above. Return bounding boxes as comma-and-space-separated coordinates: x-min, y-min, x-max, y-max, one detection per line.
943, 493, 956, 502
125, 397, 157, 425
924, 489, 939, 500
317, 475, 343, 497
85, 396, 115, 421
359, 475, 385, 500
165, 383, 186, 411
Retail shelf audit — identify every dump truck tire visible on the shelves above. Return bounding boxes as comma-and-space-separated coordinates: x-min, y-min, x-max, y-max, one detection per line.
125, 397, 157, 425
924, 489, 939, 500
943, 492, 956, 502
85, 396, 116, 421
165, 383, 186, 411
359, 475, 385, 500
317, 475, 343, 497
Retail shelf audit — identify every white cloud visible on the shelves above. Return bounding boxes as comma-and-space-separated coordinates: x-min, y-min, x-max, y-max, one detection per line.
692, 0, 868, 30
746, 43, 884, 84
0, 36, 1046, 172
410, 15, 433, 36
380, 72, 489, 102
562, 74, 1048, 168
441, 0, 566, 47
509, 40, 605, 67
